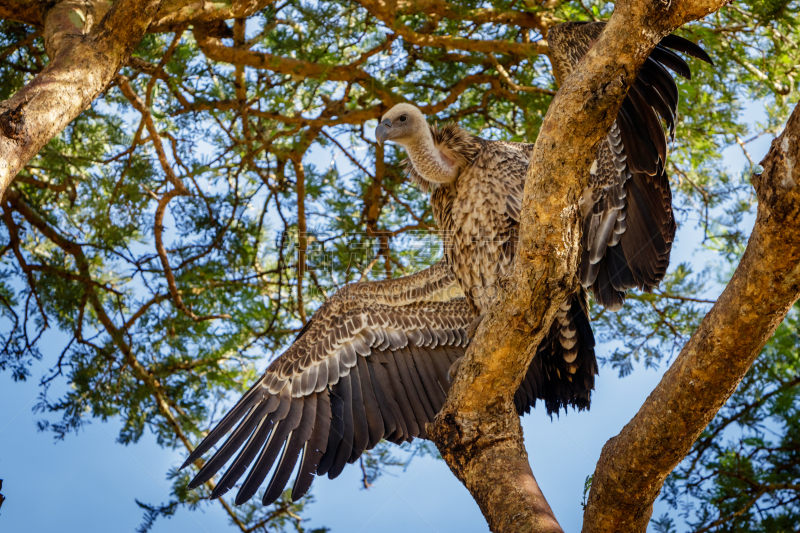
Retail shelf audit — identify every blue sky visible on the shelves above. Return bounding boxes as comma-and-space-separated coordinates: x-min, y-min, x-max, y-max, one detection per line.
0, 330, 672, 533
0, 103, 775, 532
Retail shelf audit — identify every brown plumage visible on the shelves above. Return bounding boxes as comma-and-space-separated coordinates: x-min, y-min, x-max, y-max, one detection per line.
381, 105, 597, 415
181, 260, 474, 506
181, 21, 712, 508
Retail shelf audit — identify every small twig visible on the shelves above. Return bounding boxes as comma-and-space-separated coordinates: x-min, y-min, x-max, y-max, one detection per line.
321, 130, 375, 179
655, 292, 716, 304
488, 53, 557, 95
154, 188, 230, 322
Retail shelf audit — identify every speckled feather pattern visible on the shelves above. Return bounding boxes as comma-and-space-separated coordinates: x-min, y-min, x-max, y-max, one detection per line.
430, 139, 530, 315
423, 128, 595, 399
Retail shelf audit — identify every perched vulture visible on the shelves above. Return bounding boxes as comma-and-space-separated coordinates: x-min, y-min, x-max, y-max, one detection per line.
182, 21, 711, 507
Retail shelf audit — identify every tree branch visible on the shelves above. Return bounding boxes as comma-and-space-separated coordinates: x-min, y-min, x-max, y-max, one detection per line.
488, 53, 557, 96
355, 0, 549, 57
582, 79, 800, 533
0, 0, 163, 201
150, 0, 277, 32
0, 0, 44, 27
428, 1, 731, 532
193, 25, 398, 106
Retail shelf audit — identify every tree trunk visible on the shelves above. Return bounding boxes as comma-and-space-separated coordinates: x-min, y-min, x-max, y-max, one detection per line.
0, 0, 279, 201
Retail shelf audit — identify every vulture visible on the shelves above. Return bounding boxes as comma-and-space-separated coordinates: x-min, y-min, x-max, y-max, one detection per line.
181, 21, 712, 507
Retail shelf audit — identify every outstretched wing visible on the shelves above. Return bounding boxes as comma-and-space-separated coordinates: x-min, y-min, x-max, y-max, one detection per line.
182, 256, 598, 505
548, 22, 713, 310
182, 281, 472, 506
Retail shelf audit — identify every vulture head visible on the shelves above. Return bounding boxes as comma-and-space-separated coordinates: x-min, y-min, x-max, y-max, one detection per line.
376, 103, 464, 186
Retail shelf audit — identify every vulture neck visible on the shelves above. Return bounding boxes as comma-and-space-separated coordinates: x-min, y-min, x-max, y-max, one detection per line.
405, 128, 459, 185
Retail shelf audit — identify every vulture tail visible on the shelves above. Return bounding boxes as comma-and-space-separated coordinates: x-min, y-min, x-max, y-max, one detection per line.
520, 289, 598, 416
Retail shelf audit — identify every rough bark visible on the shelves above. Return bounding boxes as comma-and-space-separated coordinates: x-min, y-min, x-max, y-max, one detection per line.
581, 85, 800, 533
0, 1, 42, 27
0, 0, 163, 200
428, 1, 730, 532
0, 0, 284, 200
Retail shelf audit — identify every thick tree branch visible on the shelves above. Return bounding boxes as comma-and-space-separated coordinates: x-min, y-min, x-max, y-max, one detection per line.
428, 1, 730, 532
0, 0, 45, 27
0, 0, 163, 201
581, 85, 800, 533
150, 0, 276, 32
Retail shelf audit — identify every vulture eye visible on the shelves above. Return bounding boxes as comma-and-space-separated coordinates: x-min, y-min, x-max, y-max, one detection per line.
399, 115, 407, 122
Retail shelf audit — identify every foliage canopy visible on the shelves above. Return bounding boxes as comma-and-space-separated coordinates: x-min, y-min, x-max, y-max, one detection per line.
1, 1, 800, 530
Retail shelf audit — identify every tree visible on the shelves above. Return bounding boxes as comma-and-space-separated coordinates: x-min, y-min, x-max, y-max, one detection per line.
0, 0, 798, 532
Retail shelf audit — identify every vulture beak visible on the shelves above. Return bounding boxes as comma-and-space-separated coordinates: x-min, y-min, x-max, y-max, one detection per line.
375, 118, 392, 145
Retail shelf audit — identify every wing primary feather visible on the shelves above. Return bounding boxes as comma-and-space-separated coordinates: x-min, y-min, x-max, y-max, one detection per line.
327, 374, 355, 479
392, 347, 432, 434
641, 57, 679, 110
356, 355, 385, 448
605, 243, 637, 291
209, 392, 290, 498
235, 396, 304, 505
424, 346, 454, 395
658, 34, 714, 65
650, 46, 692, 79
367, 357, 404, 442
347, 363, 370, 462
262, 394, 317, 505
513, 386, 527, 415
619, 100, 659, 174
189, 397, 276, 490
182, 383, 264, 469
409, 345, 447, 410
627, 87, 667, 163
317, 388, 344, 476
592, 258, 625, 311
383, 350, 421, 438
398, 348, 436, 422
633, 79, 675, 137
292, 391, 331, 501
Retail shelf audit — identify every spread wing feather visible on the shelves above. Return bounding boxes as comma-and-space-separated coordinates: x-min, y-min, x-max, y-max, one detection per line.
326, 374, 355, 478
182, 283, 473, 506
549, 21, 712, 310
183, 266, 600, 503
